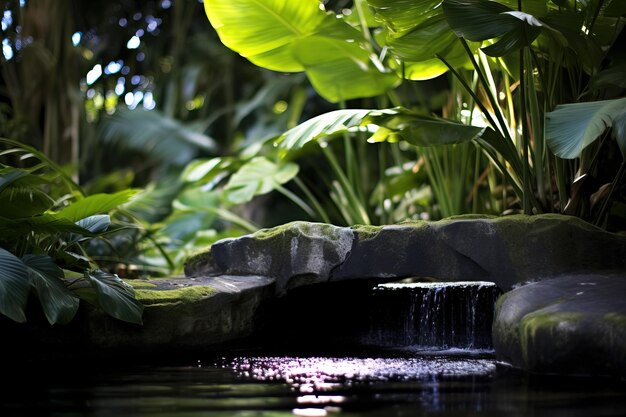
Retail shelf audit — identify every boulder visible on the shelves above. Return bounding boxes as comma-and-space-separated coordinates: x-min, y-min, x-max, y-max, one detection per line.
492, 273, 626, 376
185, 221, 353, 295
86, 275, 275, 350
3, 275, 274, 356
185, 215, 626, 292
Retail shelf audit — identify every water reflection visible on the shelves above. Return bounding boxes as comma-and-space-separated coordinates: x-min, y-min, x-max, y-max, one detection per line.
223, 354, 496, 392
1, 351, 625, 417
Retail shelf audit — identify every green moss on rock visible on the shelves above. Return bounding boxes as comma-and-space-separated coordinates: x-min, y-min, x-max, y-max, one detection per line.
251, 222, 300, 240
124, 279, 157, 289
604, 312, 626, 326
252, 221, 346, 241
351, 224, 383, 240
521, 311, 584, 333
136, 286, 216, 307
438, 214, 497, 221
184, 249, 216, 277
519, 311, 584, 365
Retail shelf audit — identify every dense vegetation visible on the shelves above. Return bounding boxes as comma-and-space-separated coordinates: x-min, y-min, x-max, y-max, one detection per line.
0, 0, 624, 324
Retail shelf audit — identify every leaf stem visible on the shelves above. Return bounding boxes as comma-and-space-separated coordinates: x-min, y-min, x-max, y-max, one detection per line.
519, 46, 532, 214
274, 183, 317, 220
293, 177, 331, 223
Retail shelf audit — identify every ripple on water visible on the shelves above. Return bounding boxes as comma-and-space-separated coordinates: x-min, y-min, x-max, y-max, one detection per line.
222, 355, 497, 392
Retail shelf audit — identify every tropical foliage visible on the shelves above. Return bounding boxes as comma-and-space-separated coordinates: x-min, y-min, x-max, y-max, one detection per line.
1, 0, 624, 325
202, 0, 625, 225
0, 139, 143, 325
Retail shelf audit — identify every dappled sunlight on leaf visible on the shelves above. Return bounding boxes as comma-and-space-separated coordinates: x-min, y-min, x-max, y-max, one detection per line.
225, 157, 299, 204
204, 0, 327, 72
57, 189, 139, 222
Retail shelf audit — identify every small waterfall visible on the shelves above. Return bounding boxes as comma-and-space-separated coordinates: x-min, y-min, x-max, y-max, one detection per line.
364, 281, 501, 350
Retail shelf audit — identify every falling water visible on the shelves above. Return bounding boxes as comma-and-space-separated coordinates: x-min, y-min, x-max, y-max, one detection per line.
364, 281, 501, 350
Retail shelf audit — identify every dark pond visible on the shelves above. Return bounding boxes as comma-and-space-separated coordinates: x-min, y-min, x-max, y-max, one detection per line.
2, 348, 625, 417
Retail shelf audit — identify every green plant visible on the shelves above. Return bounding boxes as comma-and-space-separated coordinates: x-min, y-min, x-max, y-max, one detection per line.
200, 0, 504, 223
86, 1, 318, 268
546, 97, 626, 225
203, 0, 625, 227
148, 155, 298, 271
0, 138, 143, 325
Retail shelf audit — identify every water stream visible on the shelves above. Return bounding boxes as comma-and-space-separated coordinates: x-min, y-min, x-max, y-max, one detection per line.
365, 281, 500, 349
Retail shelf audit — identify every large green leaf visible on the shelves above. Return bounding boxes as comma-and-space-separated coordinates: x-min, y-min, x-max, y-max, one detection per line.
0, 185, 55, 218
75, 215, 111, 234
293, 35, 399, 102
368, 0, 472, 78
443, 0, 520, 40
275, 109, 380, 150
181, 157, 232, 184
443, 0, 544, 56
121, 182, 182, 224
166, 189, 221, 242
22, 254, 79, 325
204, 0, 327, 72
0, 168, 29, 194
161, 210, 217, 243
395, 35, 472, 80
0, 138, 84, 197
0, 213, 95, 239
546, 98, 626, 159
611, 112, 626, 159
368, 0, 442, 35
345, 0, 379, 28
370, 114, 486, 146
386, 14, 459, 61
101, 108, 217, 165
0, 167, 55, 218
84, 270, 143, 325
480, 17, 542, 56
175, 188, 221, 210
225, 157, 299, 204
400, 59, 452, 81
0, 248, 30, 323
57, 190, 138, 222
275, 107, 485, 151
204, 0, 396, 100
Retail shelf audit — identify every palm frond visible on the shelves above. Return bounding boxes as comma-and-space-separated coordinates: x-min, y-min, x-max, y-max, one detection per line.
100, 108, 217, 165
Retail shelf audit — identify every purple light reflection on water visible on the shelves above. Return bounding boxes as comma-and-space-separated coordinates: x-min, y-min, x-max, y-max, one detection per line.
223, 355, 497, 393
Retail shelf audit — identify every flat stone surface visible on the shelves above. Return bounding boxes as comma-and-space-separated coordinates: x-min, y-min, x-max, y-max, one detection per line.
85, 275, 275, 350
3, 275, 275, 356
185, 215, 626, 292
492, 273, 626, 376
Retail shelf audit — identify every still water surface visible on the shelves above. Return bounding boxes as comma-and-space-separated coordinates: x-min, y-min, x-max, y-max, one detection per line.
2, 349, 625, 417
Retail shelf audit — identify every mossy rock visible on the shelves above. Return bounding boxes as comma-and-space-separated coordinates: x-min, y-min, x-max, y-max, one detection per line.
186, 221, 353, 295
493, 273, 626, 376
336, 214, 626, 290
82, 275, 275, 350
3, 275, 275, 357
135, 285, 216, 307
186, 215, 626, 293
